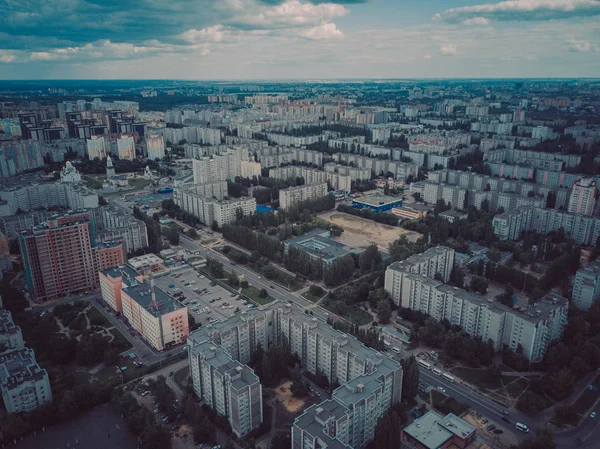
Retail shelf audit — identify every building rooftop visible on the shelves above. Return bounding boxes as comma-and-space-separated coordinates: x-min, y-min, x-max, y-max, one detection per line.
352, 194, 402, 207
404, 411, 475, 449
0, 310, 20, 336
122, 282, 184, 318
101, 264, 141, 282
293, 401, 351, 449
0, 348, 47, 391
285, 234, 359, 262
388, 246, 454, 273
128, 253, 165, 269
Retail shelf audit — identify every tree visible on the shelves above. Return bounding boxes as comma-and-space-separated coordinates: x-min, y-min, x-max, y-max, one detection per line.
377, 299, 392, 324
309, 285, 324, 298
259, 288, 268, 298
290, 379, 309, 398
469, 276, 488, 294
365, 407, 406, 449
271, 432, 291, 449
359, 244, 382, 274
400, 356, 420, 404
450, 266, 465, 288
228, 269, 239, 286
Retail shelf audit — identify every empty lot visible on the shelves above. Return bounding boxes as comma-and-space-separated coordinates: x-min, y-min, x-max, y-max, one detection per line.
318, 211, 422, 253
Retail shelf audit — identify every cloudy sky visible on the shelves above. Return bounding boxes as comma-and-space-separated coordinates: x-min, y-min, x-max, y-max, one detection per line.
0, 0, 599, 79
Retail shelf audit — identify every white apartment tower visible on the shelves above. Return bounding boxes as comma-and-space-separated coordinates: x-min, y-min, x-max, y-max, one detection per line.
117, 134, 136, 160
279, 183, 328, 210
146, 134, 165, 160
86, 135, 107, 160
568, 178, 597, 216
572, 260, 600, 311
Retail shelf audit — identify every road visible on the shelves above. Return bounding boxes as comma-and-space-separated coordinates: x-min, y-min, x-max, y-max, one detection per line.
178, 235, 332, 322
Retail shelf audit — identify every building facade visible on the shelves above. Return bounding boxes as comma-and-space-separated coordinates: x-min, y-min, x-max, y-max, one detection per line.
279, 183, 328, 210
572, 261, 600, 311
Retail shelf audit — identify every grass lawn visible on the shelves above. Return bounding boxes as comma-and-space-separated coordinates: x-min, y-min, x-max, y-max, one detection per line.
572, 374, 600, 415
301, 291, 326, 303
452, 366, 503, 390
86, 306, 111, 328
95, 358, 138, 385
346, 307, 373, 326
505, 377, 531, 399
109, 328, 133, 352
242, 286, 274, 306
128, 178, 152, 189
173, 366, 189, 390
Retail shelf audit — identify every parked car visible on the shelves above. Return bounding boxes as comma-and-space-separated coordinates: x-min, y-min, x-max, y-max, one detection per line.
486, 425, 496, 432
591, 412, 597, 418
481, 419, 488, 424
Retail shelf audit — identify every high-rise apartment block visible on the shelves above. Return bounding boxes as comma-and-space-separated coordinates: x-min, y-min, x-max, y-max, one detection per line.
189, 301, 402, 447
384, 246, 455, 305
572, 261, 600, 311
117, 134, 136, 160
568, 178, 597, 216
192, 148, 250, 184
279, 183, 328, 210
0, 348, 51, 414
146, 134, 165, 160
189, 341, 262, 438
240, 160, 262, 179
0, 309, 24, 354
270, 166, 351, 192
86, 135, 107, 160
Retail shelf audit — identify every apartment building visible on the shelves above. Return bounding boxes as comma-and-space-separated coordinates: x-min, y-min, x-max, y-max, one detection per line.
384, 246, 455, 306
270, 166, 351, 192
492, 206, 600, 245
0, 348, 52, 414
117, 134, 136, 160
189, 341, 262, 438
174, 181, 227, 202
398, 272, 567, 360
86, 135, 107, 159
0, 309, 24, 354
189, 301, 403, 448
568, 178, 597, 216
324, 163, 371, 182
99, 265, 143, 312
146, 134, 165, 160
128, 253, 167, 275
96, 206, 149, 253
572, 261, 600, 311
121, 282, 189, 351
279, 183, 328, 210
192, 148, 250, 184
240, 160, 261, 179
19, 212, 99, 302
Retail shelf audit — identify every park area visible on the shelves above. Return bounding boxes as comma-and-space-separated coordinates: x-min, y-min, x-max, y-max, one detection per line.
318, 211, 421, 253
275, 380, 307, 413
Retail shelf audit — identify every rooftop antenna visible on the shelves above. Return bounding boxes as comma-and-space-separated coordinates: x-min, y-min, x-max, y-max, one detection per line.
149, 273, 159, 311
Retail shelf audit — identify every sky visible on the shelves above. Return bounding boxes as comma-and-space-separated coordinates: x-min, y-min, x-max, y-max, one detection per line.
0, 0, 599, 80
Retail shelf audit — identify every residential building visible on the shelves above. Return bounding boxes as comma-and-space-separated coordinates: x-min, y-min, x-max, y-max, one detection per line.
99, 265, 143, 312
0, 231, 11, 274
97, 206, 149, 253
19, 212, 99, 302
240, 160, 261, 179
146, 134, 165, 160
324, 163, 371, 182
402, 411, 476, 449
121, 281, 189, 351
189, 341, 262, 438
397, 271, 567, 360
116, 134, 136, 160
568, 178, 597, 216
279, 183, 328, 210
189, 301, 403, 448
95, 240, 126, 271
192, 148, 250, 184
572, 261, 600, 311
86, 135, 107, 160
0, 348, 51, 414
384, 246, 455, 306
0, 309, 24, 354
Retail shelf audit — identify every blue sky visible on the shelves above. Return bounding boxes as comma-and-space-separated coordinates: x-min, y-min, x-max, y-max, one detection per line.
0, 0, 599, 79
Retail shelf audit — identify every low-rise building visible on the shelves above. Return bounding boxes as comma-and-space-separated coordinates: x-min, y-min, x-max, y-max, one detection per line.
402, 411, 476, 449
283, 230, 360, 265
0, 348, 52, 414
128, 253, 167, 275
352, 194, 402, 213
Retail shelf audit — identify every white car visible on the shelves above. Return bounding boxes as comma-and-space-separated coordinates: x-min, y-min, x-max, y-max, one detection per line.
437, 386, 446, 393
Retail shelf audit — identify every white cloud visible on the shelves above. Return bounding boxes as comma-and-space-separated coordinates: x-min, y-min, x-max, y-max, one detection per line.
463, 17, 490, 26
0, 51, 17, 63
566, 39, 591, 51
440, 43, 458, 55
178, 26, 227, 44
299, 23, 344, 40
424, 54, 432, 59
435, 0, 600, 23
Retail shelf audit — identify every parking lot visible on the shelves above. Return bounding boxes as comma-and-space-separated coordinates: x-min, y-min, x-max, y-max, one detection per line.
154, 267, 253, 327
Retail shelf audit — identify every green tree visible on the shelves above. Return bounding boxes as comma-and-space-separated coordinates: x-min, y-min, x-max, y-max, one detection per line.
377, 299, 392, 324
400, 356, 420, 404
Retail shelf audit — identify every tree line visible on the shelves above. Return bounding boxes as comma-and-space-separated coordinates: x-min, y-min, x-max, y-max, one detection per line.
222, 224, 284, 262
337, 203, 399, 226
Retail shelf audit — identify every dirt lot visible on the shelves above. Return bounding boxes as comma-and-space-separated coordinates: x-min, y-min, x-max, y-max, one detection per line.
318, 211, 422, 253
275, 380, 306, 413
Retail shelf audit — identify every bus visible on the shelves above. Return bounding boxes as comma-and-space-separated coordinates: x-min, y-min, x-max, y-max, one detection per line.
432, 368, 442, 376
515, 422, 529, 433
417, 359, 432, 370
442, 373, 455, 383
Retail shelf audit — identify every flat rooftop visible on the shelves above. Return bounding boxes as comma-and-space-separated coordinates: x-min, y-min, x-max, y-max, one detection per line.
285, 234, 359, 261
122, 282, 185, 318
404, 411, 454, 449
353, 194, 402, 206
0, 348, 47, 390
0, 309, 20, 336
101, 264, 140, 281
293, 401, 350, 449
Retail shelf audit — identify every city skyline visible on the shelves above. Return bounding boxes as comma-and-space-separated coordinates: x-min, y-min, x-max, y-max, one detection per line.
1, 0, 599, 80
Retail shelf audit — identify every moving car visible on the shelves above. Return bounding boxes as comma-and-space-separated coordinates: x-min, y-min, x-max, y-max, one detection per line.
437, 386, 445, 393
591, 411, 597, 418
486, 425, 496, 431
